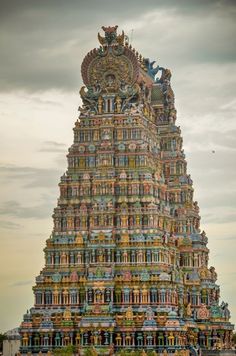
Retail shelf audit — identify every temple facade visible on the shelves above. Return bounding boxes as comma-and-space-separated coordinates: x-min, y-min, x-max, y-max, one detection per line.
19, 26, 234, 355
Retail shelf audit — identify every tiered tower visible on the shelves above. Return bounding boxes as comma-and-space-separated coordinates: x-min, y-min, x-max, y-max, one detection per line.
20, 26, 234, 355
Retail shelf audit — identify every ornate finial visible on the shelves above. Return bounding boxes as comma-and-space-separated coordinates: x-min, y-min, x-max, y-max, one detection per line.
98, 25, 124, 46
102, 25, 118, 32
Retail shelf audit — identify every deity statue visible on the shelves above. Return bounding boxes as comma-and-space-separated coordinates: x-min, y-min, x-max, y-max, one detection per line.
121, 215, 128, 227
126, 306, 134, 320
121, 232, 129, 243
98, 96, 103, 114
145, 306, 154, 321
98, 249, 104, 263
186, 303, 192, 317
142, 285, 148, 303
63, 308, 72, 321
178, 303, 184, 318
220, 302, 231, 320
115, 95, 122, 113
209, 266, 217, 281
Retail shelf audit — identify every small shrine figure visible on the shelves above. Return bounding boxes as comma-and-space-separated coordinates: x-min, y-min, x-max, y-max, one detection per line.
63, 308, 72, 321
98, 96, 103, 114
121, 215, 128, 227
146, 306, 154, 321
121, 232, 129, 243
115, 95, 122, 113
98, 250, 104, 263
142, 285, 148, 303
221, 302, 231, 320
75, 233, 83, 244
162, 232, 168, 244
126, 306, 134, 320
186, 302, 192, 317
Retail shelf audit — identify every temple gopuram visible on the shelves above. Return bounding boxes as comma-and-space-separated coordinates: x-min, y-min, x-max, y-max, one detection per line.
19, 26, 234, 355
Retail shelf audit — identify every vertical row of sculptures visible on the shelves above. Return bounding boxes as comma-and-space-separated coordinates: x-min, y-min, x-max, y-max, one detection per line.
19, 26, 234, 355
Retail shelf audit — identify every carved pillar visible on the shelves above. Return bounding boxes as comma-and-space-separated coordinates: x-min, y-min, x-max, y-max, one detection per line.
109, 331, 113, 345
122, 332, 125, 346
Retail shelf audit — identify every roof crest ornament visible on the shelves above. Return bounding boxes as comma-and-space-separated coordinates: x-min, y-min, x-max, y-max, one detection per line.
98, 25, 124, 47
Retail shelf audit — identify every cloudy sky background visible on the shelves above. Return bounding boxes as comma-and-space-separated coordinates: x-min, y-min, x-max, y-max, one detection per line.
0, 0, 236, 332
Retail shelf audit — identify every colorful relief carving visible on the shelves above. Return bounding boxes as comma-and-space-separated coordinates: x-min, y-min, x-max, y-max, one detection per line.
19, 26, 234, 355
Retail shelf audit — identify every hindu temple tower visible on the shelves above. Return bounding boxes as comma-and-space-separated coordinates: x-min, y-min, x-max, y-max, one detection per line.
19, 26, 234, 355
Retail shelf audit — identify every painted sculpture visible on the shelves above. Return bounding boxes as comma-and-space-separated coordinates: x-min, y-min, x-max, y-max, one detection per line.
19, 26, 234, 355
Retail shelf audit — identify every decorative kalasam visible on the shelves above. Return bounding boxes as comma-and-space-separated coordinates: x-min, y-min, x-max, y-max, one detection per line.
19, 26, 234, 355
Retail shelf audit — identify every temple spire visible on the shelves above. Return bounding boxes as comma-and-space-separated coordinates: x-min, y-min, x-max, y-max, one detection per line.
19, 26, 234, 355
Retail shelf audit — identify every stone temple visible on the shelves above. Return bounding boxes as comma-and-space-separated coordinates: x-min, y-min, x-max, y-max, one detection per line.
19, 26, 234, 355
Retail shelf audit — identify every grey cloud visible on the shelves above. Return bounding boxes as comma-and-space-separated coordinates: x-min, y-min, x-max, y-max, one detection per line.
0, 164, 62, 188
0, 0, 235, 92
173, 72, 236, 122
208, 130, 236, 150
45, 141, 66, 147
0, 220, 22, 230
0, 199, 53, 219
55, 155, 68, 169
201, 212, 236, 224
216, 236, 236, 241
186, 150, 236, 187
1, 0, 234, 21
184, 129, 236, 152
200, 191, 236, 209
10, 280, 33, 287
39, 141, 67, 153
18, 94, 62, 106
182, 148, 236, 220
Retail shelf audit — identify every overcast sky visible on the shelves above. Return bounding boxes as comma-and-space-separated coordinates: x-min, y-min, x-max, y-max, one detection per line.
0, 0, 236, 332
